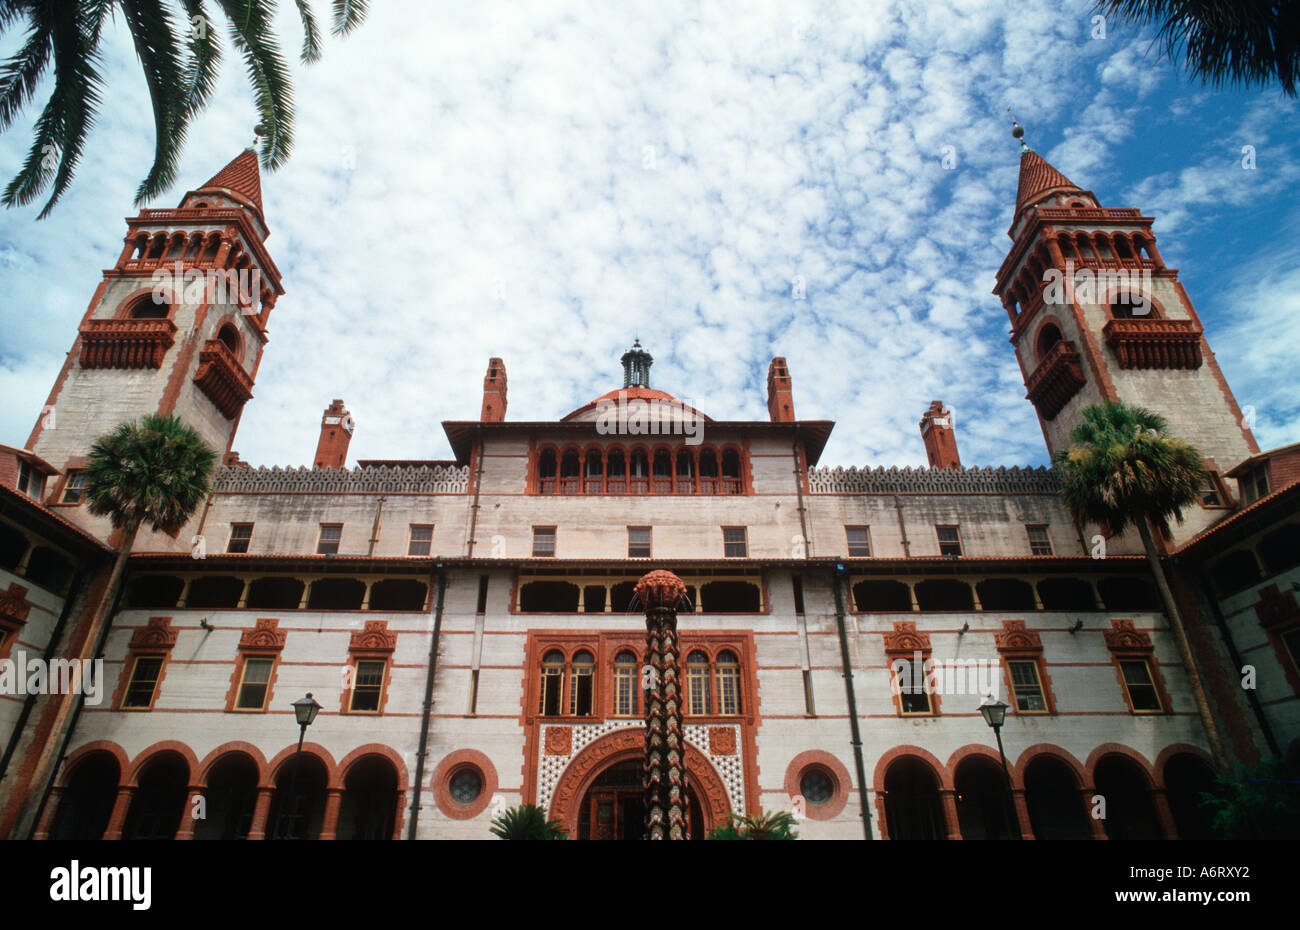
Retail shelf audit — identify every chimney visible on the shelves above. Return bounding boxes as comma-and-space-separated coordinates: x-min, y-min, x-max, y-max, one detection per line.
481, 358, 508, 422
314, 399, 354, 468
919, 400, 960, 469
766, 357, 795, 422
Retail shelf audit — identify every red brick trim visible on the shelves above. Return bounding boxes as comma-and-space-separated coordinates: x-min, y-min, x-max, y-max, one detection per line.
1010, 743, 1088, 787
57, 740, 130, 787
1102, 619, 1174, 714
431, 749, 497, 821
996, 620, 1059, 715
111, 617, 177, 711
1083, 743, 1157, 788
784, 749, 852, 820
267, 742, 337, 785
128, 740, 200, 786
946, 744, 1015, 786
1153, 743, 1215, 781
197, 741, 271, 788
340, 620, 396, 716
871, 745, 949, 840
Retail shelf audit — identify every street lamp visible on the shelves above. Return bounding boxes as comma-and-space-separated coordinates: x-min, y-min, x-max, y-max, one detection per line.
280, 692, 321, 839
978, 695, 1020, 839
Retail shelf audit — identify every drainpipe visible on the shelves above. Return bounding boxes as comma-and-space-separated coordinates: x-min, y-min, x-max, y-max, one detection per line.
892, 495, 911, 557
792, 434, 811, 556
831, 563, 873, 840
408, 563, 447, 839
367, 497, 385, 557
465, 426, 485, 557
0, 569, 87, 786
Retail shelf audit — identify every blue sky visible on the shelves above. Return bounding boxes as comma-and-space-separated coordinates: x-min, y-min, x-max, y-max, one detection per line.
0, 0, 1296, 469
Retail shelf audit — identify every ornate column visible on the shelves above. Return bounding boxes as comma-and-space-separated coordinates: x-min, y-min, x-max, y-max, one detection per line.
939, 789, 963, 840
1081, 787, 1108, 839
102, 785, 137, 840
1150, 788, 1179, 840
637, 570, 689, 840
1012, 789, 1037, 840
319, 787, 344, 840
175, 784, 204, 840
246, 787, 274, 840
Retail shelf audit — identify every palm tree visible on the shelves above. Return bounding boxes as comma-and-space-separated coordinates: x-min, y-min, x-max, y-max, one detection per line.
0, 0, 369, 218
706, 810, 799, 840
489, 804, 568, 840
1053, 400, 1229, 770
1097, 1, 1299, 97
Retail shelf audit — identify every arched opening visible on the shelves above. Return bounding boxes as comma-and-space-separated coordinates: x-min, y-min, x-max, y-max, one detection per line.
976, 578, 1036, 611
1115, 237, 1134, 259
128, 295, 169, 319
576, 760, 704, 840
186, 575, 244, 608
126, 574, 185, 609
537, 449, 557, 494
1163, 753, 1217, 840
629, 450, 649, 494
268, 754, 329, 840
368, 579, 427, 611
954, 756, 1018, 840
1110, 295, 1151, 320
698, 448, 719, 494
519, 580, 580, 612
1036, 323, 1063, 360
584, 449, 604, 494
0, 523, 29, 571
306, 577, 365, 610
1093, 755, 1162, 840
883, 757, 946, 840
51, 753, 120, 840
914, 579, 974, 611
569, 651, 595, 715
1213, 549, 1262, 596
24, 546, 74, 594
1037, 577, 1096, 610
559, 449, 580, 494
675, 449, 695, 493
1023, 755, 1090, 839
245, 576, 305, 610
1097, 577, 1159, 611
216, 322, 240, 358
609, 580, 638, 611
699, 580, 761, 612
853, 580, 912, 611
123, 752, 189, 839
338, 756, 400, 840
652, 448, 672, 494
720, 449, 742, 493
195, 753, 259, 840
1258, 524, 1300, 575
606, 448, 626, 494
582, 585, 606, 613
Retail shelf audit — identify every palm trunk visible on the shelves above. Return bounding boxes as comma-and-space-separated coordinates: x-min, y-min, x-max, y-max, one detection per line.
1136, 519, 1230, 771
22, 519, 140, 835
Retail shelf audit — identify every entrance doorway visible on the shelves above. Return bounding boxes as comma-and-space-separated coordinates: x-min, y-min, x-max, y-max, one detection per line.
577, 761, 704, 840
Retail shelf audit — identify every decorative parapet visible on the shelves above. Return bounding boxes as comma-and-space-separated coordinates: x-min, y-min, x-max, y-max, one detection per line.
1103, 318, 1203, 370
79, 318, 177, 369
193, 339, 254, 419
1025, 338, 1087, 420
211, 463, 470, 495
807, 464, 1060, 494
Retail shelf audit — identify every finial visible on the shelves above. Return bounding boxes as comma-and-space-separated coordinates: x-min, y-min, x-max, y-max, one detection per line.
1007, 107, 1030, 153
249, 122, 266, 152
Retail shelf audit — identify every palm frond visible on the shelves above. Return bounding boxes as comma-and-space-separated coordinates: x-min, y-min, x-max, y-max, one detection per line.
218, 0, 294, 170
331, 0, 368, 38
293, 0, 322, 63
0, 11, 54, 132
120, 0, 190, 206
177, 0, 222, 118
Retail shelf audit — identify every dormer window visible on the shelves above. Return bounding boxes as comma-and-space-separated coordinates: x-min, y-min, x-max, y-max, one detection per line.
1240, 465, 1270, 505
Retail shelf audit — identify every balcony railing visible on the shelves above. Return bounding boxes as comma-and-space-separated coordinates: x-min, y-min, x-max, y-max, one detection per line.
79, 318, 177, 369
1103, 318, 1203, 370
536, 473, 742, 495
1025, 339, 1087, 420
193, 339, 254, 419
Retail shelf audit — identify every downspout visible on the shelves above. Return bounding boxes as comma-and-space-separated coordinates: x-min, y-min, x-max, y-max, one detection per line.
892, 495, 911, 557
792, 434, 811, 556
408, 563, 447, 840
367, 497, 385, 557
831, 564, 873, 840
0, 568, 87, 785
465, 426, 485, 557
26, 569, 126, 839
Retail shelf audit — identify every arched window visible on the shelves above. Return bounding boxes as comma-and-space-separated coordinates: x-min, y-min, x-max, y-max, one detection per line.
675, 449, 695, 493
1036, 324, 1063, 361
613, 650, 638, 717
629, 450, 649, 494
568, 651, 594, 716
539, 650, 564, 716
716, 651, 741, 715
1114, 236, 1134, 260
686, 651, 711, 715
652, 449, 672, 494
537, 449, 557, 495
606, 448, 626, 494
559, 450, 580, 494
129, 296, 169, 320
1094, 235, 1114, 259
146, 234, 166, 259
217, 322, 240, 358
698, 449, 718, 494
1075, 234, 1095, 261
721, 449, 742, 494
584, 449, 604, 494
201, 235, 221, 261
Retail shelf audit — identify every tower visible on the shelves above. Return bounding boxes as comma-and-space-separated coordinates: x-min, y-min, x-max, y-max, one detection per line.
621, 339, 653, 388
919, 400, 960, 469
993, 124, 1257, 542
480, 358, 508, 422
314, 399, 355, 468
24, 147, 284, 543
766, 357, 796, 422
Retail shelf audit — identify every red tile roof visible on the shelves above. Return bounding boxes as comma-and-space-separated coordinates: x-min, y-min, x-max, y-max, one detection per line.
1016, 150, 1083, 215
196, 148, 263, 216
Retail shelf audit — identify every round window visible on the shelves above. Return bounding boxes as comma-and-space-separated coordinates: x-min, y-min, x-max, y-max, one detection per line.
800, 768, 835, 806
449, 767, 483, 805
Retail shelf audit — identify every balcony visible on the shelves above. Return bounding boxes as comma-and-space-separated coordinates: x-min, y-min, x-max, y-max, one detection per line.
78, 318, 177, 369
1103, 318, 1203, 370
1025, 339, 1087, 420
193, 339, 254, 419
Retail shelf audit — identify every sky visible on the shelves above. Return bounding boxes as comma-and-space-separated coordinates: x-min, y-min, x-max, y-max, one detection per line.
0, 0, 1297, 470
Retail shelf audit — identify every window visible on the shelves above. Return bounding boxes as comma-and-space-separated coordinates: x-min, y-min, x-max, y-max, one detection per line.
532, 527, 556, 558
17, 462, 43, 499
1241, 466, 1270, 505
937, 525, 962, 557
722, 527, 747, 558
1007, 660, 1047, 712
349, 659, 387, 712
613, 651, 638, 716
408, 524, 433, 556
449, 767, 483, 805
628, 526, 651, 559
846, 526, 871, 557
1201, 475, 1228, 508
716, 651, 742, 715
893, 657, 932, 715
539, 651, 564, 716
568, 651, 594, 715
686, 651, 712, 715
800, 768, 835, 807
1026, 525, 1053, 556
61, 472, 87, 505
1119, 659, 1162, 713
317, 523, 342, 555
122, 656, 164, 709
234, 657, 274, 710
227, 523, 253, 554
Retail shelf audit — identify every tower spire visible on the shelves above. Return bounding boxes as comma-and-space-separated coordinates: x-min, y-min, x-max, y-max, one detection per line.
621, 339, 653, 389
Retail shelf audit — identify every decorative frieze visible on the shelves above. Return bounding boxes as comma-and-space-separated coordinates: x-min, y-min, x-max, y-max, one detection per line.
1103, 318, 1203, 370
210, 463, 470, 495
807, 464, 1060, 494
78, 318, 177, 369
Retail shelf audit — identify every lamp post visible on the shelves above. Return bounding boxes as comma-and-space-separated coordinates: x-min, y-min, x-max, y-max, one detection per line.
978, 695, 1020, 839
280, 692, 321, 839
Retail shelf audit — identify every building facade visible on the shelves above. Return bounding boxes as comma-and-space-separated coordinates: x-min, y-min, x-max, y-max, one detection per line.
0, 142, 1297, 841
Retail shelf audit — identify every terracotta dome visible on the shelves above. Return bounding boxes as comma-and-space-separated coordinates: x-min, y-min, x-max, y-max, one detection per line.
562, 386, 710, 423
